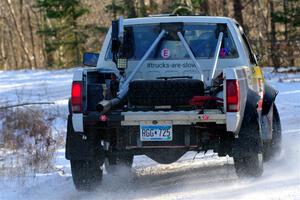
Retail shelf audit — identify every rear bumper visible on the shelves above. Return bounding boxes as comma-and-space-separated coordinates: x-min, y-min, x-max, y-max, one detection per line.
122, 125, 226, 150
121, 110, 226, 125
80, 109, 226, 131
81, 110, 227, 150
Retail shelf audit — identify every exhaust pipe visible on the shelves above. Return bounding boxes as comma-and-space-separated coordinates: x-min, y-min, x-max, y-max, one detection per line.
96, 85, 128, 113
96, 100, 111, 114
96, 97, 122, 114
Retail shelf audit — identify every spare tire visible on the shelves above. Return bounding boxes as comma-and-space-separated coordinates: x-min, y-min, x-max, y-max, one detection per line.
128, 79, 204, 106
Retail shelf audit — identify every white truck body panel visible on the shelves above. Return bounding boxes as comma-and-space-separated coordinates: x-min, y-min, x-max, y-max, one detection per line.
72, 114, 84, 132
73, 69, 83, 81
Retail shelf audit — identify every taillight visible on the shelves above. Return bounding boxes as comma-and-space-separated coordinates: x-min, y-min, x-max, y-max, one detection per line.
226, 80, 240, 112
71, 82, 83, 113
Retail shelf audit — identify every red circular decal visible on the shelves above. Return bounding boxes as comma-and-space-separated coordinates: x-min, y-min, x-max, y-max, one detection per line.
161, 48, 170, 59
202, 115, 209, 120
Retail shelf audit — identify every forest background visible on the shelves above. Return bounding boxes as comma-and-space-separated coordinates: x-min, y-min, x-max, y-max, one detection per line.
0, 0, 299, 70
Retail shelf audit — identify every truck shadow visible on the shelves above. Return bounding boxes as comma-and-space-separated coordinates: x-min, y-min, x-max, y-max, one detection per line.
97, 159, 238, 200
93, 132, 300, 200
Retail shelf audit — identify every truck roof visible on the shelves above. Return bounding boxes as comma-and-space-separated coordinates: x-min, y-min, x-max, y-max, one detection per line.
123, 16, 236, 26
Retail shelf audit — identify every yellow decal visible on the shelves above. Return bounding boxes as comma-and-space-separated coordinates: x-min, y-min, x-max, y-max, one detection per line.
252, 66, 264, 82
249, 66, 264, 96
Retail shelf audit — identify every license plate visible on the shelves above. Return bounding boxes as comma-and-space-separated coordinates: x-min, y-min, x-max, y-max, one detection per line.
140, 124, 173, 141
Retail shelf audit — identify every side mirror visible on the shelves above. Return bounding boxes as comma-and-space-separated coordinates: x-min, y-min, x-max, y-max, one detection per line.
83, 52, 99, 67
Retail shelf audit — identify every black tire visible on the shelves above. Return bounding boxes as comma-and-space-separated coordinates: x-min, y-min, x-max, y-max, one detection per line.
263, 104, 282, 161
104, 154, 134, 174
234, 153, 263, 177
128, 79, 204, 106
233, 115, 264, 177
70, 160, 103, 191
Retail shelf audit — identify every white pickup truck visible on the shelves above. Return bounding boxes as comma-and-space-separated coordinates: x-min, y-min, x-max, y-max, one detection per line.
65, 15, 281, 191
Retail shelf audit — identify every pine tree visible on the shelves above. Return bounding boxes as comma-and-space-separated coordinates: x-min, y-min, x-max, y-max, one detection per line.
171, 0, 194, 15
272, 0, 300, 66
36, 0, 89, 67
106, 0, 159, 18
105, 0, 124, 19
171, 0, 210, 16
106, 0, 138, 18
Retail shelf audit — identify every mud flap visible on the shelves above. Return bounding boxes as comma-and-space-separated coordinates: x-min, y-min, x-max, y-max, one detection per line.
231, 123, 262, 157
262, 83, 278, 115
231, 90, 262, 158
65, 115, 104, 161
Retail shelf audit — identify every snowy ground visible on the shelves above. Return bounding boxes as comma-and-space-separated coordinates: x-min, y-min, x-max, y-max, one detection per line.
0, 68, 299, 200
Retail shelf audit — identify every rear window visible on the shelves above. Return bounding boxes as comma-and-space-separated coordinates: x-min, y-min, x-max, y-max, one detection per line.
106, 23, 238, 60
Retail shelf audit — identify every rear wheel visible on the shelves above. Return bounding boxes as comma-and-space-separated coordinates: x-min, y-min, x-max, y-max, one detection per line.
234, 153, 263, 177
263, 104, 282, 161
233, 115, 264, 177
70, 160, 103, 191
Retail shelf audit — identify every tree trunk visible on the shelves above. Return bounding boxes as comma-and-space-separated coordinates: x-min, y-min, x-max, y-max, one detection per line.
269, 0, 280, 69
111, 0, 117, 19
8, 29, 18, 69
283, 0, 294, 66
139, 0, 147, 17
124, 0, 137, 18
222, 0, 228, 16
27, 8, 38, 68
200, 0, 210, 15
19, 0, 24, 34
161, 0, 172, 13
149, 0, 157, 13
37, 9, 49, 68
283, 0, 288, 41
4, 0, 33, 68
257, 0, 270, 64
29, 5, 45, 68
0, 18, 5, 70
71, 5, 81, 66
233, 0, 244, 26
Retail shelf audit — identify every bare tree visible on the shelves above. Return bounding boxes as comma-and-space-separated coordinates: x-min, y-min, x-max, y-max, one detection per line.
269, 0, 280, 68
27, 8, 38, 68
124, 0, 137, 18
200, 0, 210, 15
4, 0, 33, 69
0, 0, 299, 70
222, 0, 228, 16
233, 0, 244, 26
139, 0, 147, 16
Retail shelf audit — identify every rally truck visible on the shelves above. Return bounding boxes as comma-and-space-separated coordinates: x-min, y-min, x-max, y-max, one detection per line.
65, 15, 281, 190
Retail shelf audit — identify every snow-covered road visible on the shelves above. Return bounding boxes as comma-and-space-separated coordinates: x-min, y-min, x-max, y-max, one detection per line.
0, 69, 299, 200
